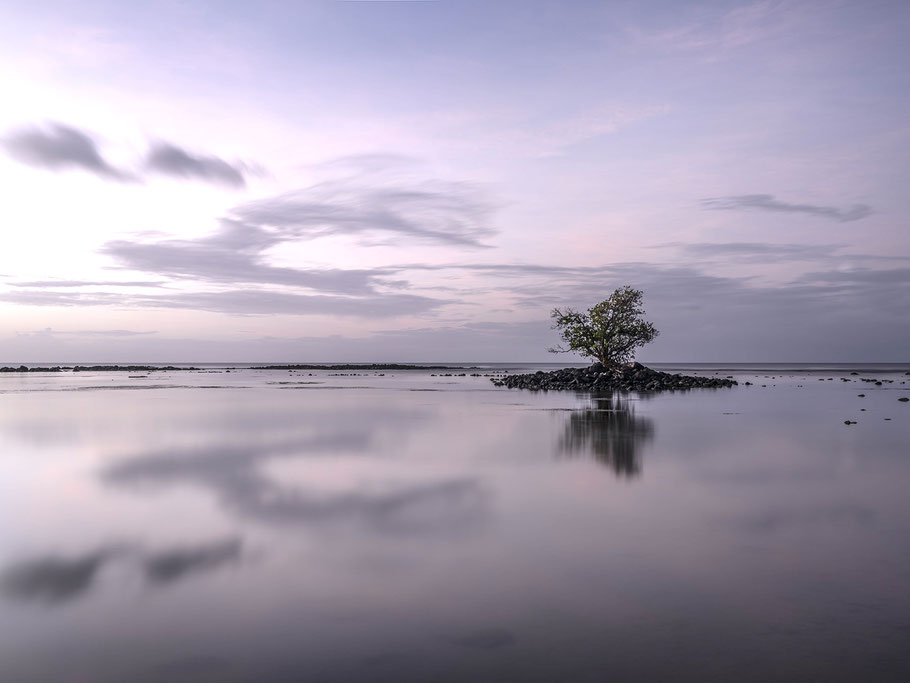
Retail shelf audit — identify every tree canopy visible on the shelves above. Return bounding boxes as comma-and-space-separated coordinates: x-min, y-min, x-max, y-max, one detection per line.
549, 287, 659, 368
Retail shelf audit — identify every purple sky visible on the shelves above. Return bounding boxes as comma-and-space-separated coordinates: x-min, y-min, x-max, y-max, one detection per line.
1, 0, 908, 362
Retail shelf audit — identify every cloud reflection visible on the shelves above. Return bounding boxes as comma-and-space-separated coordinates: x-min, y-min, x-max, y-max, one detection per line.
1, 537, 247, 606
143, 538, 243, 585
102, 434, 488, 535
559, 395, 654, 478
0, 550, 113, 604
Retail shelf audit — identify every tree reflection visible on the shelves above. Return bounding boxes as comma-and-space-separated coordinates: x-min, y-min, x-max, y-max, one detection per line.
559, 394, 654, 478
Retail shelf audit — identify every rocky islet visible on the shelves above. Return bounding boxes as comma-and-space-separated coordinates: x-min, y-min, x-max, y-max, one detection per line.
490, 362, 737, 392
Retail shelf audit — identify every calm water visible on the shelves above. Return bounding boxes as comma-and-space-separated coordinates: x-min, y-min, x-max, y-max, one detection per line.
1, 364, 909, 682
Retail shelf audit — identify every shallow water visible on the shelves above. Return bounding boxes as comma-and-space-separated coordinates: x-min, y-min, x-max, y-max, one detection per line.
1, 365, 909, 682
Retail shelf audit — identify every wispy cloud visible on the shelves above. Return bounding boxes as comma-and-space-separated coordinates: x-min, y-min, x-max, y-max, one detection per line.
701, 194, 873, 222
145, 142, 247, 188
102, 220, 385, 295
525, 103, 669, 157
9, 280, 163, 288
1, 122, 134, 181
3, 122, 254, 188
0, 161, 493, 317
12, 327, 157, 338
233, 177, 495, 248
799, 266, 910, 286
0, 288, 443, 317
629, 1, 792, 55
654, 242, 844, 262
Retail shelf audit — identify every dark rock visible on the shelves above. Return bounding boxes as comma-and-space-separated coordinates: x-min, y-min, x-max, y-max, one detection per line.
490, 363, 736, 392
0, 366, 64, 373
70, 365, 199, 372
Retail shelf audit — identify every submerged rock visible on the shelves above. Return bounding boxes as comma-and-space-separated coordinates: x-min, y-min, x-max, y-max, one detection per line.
490, 362, 736, 392
0, 366, 64, 373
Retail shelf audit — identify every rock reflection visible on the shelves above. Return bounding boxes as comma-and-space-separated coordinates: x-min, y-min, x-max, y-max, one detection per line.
559, 394, 654, 478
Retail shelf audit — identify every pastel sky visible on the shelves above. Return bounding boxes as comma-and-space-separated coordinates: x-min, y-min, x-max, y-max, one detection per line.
1, 0, 908, 362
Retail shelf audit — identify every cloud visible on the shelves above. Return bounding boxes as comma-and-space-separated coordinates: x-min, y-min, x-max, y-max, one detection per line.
11, 327, 156, 338
0, 156, 490, 319
799, 267, 910, 286
627, 1, 794, 56
145, 142, 247, 188
0, 287, 442, 317
101, 220, 385, 294
9, 280, 162, 288
0, 551, 112, 604
232, 177, 495, 247
700, 194, 872, 222
653, 242, 844, 263
514, 103, 669, 157
142, 538, 242, 584
389, 259, 910, 360
2, 122, 254, 187
71, 329, 158, 337
1, 122, 133, 181
61, 163, 492, 315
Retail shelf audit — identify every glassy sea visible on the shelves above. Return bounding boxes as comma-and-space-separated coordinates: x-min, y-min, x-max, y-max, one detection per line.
1, 362, 909, 682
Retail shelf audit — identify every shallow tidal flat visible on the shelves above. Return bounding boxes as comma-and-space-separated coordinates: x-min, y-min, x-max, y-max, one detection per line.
0, 364, 908, 682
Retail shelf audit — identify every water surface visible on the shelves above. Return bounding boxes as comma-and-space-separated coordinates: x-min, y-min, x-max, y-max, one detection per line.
1, 364, 908, 681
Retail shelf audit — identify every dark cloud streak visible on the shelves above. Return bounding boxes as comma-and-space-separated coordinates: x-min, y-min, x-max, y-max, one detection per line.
1, 123, 134, 181
10, 280, 163, 288
0, 288, 442, 317
655, 242, 843, 262
101, 221, 384, 295
145, 142, 247, 188
233, 178, 495, 247
701, 194, 872, 222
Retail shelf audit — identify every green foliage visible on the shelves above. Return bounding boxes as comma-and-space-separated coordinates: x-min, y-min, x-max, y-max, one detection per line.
549, 287, 659, 368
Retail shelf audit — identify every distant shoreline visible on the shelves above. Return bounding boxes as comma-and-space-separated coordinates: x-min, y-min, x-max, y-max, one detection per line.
0, 363, 479, 373
1, 362, 908, 374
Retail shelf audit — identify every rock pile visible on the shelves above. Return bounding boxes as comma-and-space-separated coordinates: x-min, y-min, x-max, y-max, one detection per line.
490, 362, 737, 392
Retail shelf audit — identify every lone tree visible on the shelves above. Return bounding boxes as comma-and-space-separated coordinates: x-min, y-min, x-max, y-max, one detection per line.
549, 287, 659, 368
